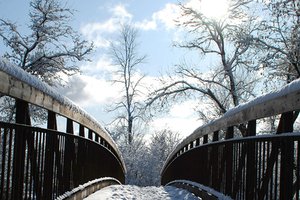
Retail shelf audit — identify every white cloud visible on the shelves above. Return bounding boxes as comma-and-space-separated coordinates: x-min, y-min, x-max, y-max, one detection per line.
80, 55, 117, 77
61, 56, 154, 110
150, 100, 202, 138
81, 4, 132, 47
135, 19, 157, 31
111, 4, 132, 19
169, 100, 198, 118
81, 2, 183, 46
185, 0, 202, 12
153, 3, 181, 30
59, 74, 120, 108
134, 3, 181, 31
81, 19, 116, 47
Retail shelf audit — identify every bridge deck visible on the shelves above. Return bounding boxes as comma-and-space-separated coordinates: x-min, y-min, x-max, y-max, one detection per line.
84, 185, 201, 200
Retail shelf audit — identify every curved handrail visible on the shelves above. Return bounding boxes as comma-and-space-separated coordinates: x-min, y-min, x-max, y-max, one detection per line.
162, 132, 300, 198
56, 177, 121, 200
166, 180, 232, 200
162, 79, 300, 174
0, 58, 125, 172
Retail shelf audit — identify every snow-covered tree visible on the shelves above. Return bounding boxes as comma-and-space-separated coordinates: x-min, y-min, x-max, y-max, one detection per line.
0, 0, 93, 86
147, 0, 260, 135
253, 0, 300, 83
115, 129, 180, 186
0, 0, 93, 123
118, 135, 149, 185
146, 129, 181, 186
248, 0, 300, 130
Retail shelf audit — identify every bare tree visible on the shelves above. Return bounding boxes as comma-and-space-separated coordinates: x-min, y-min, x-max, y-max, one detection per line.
253, 0, 300, 83
0, 0, 93, 86
0, 0, 93, 123
147, 0, 259, 134
108, 23, 147, 145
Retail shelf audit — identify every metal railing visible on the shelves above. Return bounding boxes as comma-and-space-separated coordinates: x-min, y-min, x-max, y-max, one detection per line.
0, 59, 126, 199
161, 80, 300, 199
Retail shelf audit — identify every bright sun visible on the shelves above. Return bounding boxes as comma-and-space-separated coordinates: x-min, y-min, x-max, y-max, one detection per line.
200, 0, 229, 19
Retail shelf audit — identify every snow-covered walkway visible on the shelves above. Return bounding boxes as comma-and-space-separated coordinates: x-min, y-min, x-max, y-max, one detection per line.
84, 185, 200, 200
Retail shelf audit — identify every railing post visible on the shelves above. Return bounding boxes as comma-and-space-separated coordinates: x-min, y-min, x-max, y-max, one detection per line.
63, 118, 74, 191
202, 134, 208, 185
225, 126, 234, 196
95, 134, 99, 143
88, 129, 93, 140
79, 125, 85, 137
196, 138, 200, 146
246, 120, 256, 200
43, 111, 57, 199
12, 100, 30, 200
66, 118, 74, 134
278, 112, 294, 199
213, 131, 219, 142
212, 131, 220, 190
189, 141, 194, 149
203, 135, 208, 144
77, 124, 86, 184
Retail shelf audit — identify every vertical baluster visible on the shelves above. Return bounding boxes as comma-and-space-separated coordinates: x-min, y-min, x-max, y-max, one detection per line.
246, 120, 256, 200
77, 124, 86, 185
12, 100, 29, 199
57, 135, 65, 195
225, 126, 234, 196
297, 140, 299, 200
203, 135, 208, 144
63, 118, 74, 191
195, 138, 200, 146
189, 141, 194, 149
275, 141, 280, 199
88, 130, 93, 140
212, 131, 219, 190
278, 112, 294, 199
258, 141, 262, 192
95, 134, 99, 143
6, 128, 13, 199
0, 127, 7, 198
43, 111, 56, 199
79, 125, 85, 137
24, 145, 30, 198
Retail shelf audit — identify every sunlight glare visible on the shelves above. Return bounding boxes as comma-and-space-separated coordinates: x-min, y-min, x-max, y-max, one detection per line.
200, 0, 229, 19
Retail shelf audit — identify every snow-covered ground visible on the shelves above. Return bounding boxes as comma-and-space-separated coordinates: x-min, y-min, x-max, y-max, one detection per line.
84, 185, 200, 200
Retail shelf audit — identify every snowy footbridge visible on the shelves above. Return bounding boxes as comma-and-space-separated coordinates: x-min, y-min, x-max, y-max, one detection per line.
0, 60, 125, 199
0, 59, 300, 200
161, 79, 300, 199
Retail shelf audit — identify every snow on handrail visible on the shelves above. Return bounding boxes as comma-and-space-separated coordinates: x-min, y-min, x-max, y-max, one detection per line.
0, 58, 125, 172
163, 78, 300, 172
55, 177, 121, 200
167, 180, 233, 200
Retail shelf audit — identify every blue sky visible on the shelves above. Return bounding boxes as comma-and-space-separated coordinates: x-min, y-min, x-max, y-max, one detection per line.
0, 0, 205, 137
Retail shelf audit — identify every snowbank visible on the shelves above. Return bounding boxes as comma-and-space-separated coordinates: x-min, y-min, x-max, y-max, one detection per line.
56, 177, 121, 200
84, 184, 199, 200
167, 180, 233, 200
